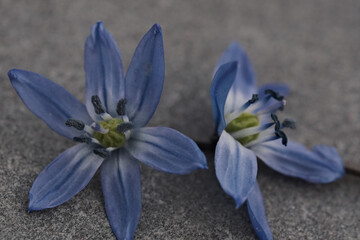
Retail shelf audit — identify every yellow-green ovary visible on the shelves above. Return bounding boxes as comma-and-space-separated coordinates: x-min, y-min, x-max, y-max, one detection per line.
225, 112, 260, 145
93, 118, 126, 148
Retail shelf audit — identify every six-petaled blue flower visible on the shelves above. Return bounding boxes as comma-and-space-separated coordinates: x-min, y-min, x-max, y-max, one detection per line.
210, 42, 345, 240
8, 22, 207, 240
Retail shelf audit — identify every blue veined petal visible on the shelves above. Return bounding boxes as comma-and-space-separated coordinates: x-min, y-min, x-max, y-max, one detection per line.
100, 149, 141, 240
215, 131, 258, 208
8, 69, 92, 140
124, 24, 164, 128
214, 41, 258, 115
210, 62, 238, 136
247, 182, 273, 240
126, 127, 207, 174
252, 139, 345, 183
28, 144, 104, 211
85, 22, 125, 120
258, 83, 290, 98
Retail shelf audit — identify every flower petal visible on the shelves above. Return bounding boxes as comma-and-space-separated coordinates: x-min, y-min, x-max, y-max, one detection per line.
214, 41, 258, 115
8, 69, 92, 139
210, 62, 238, 135
85, 22, 125, 119
258, 83, 290, 98
124, 24, 164, 127
127, 127, 207, 174
215, 131, 258, 208
28, 144, 104, 211
252, 139, 345, 183
100, 149, 141, 240
247, 182, 273, 240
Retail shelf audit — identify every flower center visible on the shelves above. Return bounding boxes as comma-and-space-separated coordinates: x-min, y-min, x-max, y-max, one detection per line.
65, 96, 133, 158
223, 91, 294, 148
225, 112, 260, 145
93, 118, 126, 148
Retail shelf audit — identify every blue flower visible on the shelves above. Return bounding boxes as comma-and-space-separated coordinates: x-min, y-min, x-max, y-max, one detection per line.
210, 42, 345, 240
8, 22, 207, 240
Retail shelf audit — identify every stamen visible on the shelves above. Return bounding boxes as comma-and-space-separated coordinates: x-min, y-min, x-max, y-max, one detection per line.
116, 98, 128, 116
91, 95, 106, 114
65, 119, 85, 130
226, 94, 259, 124
255, 99, 285, 115
122, 115, 130, 123
271, 113, 281, 131
245, 134, 280, 148
279, 102, 286, 111
275, 130, 288, 146
73, 134, 92, 144
248, 94, 259, 104
265, 89, 284, 101
100, 113, 113, 121
84, 125, 94, 134
282, 119, 296, 129
93, 147, 110, 158
117, 122, 133, 133
91, 122, 109, 134
230, 122, 274, 139
248, 94, 273, 114
106, 147, 117, 152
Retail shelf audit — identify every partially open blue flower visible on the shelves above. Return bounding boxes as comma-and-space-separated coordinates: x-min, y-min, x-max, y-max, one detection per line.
9, 22, 207, 240
210, 42, 345, 240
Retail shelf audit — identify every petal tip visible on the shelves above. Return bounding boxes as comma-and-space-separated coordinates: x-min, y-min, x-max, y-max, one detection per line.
312, 145, 346, 183
88, 21, 106, 46
8, 69, 19, 80
151, 23, 162, 36
198, 152, 208, 169
28, 201, 37, 212
28, 193, 37, 212
28, 192, 46, 212
332, 163, 345, 181
94, 21, 105, 31
198, 161, 208, 170
27, 205, 37, 213
234, 197, 246, 209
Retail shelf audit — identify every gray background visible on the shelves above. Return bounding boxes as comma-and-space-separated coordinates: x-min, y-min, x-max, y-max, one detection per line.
0, 0, 359, 239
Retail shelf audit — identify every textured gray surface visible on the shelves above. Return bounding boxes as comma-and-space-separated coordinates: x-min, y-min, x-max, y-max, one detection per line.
1, 0, 359, 170
1, 150, 360, 239
0, 0, 360, 239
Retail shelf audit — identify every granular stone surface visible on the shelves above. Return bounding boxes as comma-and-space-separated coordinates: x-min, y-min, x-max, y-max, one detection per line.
0, 0, 359, 239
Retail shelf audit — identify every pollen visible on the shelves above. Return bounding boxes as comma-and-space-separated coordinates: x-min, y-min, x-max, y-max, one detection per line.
226, 112, 260, 145
93, 118, 126, 148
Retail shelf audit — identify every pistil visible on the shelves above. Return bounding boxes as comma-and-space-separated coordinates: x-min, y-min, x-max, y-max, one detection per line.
226, 112, 260, 145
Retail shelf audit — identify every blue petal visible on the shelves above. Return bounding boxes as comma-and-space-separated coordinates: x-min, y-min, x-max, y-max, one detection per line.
252, 140, 345, 183
124, 24, 164, 127
8, 69, 92, 140
28, 144, 104, 211
258, 83, 290, 98
215, 131, 258, 208
85, 22, 125, 119
210, 62, 238, 135
127, 127, 207, 174
214, 41, 258, 115
100, 149, 141, 240
247, 182, 273, 240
